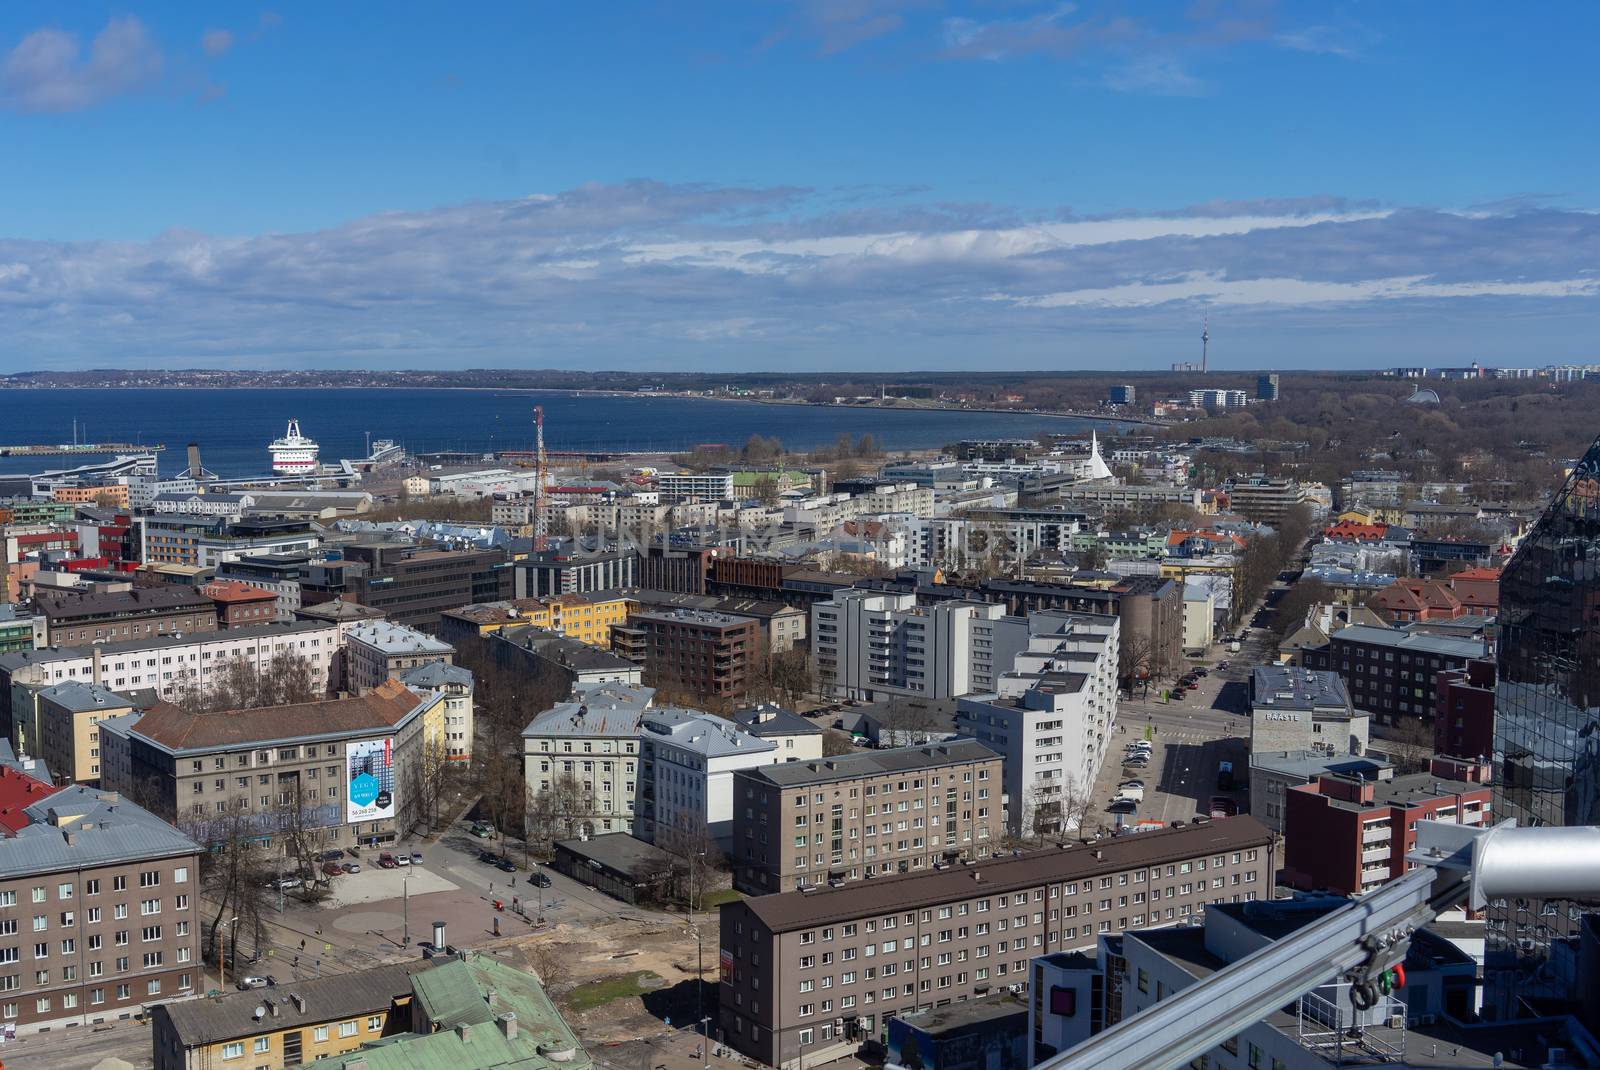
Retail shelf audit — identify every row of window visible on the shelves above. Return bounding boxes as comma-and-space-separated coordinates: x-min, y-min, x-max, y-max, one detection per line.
0, 870, 184, 906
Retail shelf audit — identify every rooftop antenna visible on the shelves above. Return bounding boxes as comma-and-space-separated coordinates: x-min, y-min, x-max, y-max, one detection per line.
533, 406, 550, 552
1201, 317, 1210, 374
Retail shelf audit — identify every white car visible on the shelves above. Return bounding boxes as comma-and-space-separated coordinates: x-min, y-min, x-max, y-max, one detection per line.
394, 854, 411, 866
1115, 786, 1146, 802
236, 976, 270, 991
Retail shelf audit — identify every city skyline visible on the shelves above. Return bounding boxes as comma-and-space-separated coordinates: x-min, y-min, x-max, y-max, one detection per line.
2, 3, 1598, 370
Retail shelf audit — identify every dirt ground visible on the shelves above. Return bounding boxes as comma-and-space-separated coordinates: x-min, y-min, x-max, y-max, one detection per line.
503, 909, 719, 1044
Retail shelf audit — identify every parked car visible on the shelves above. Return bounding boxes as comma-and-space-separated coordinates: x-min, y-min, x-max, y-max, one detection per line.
236, 976, 272, 991
1192, 668, 1209, 676
409, 851, 424, 865
470, 823, 495, 838
320, 849, 346, 862
341, 862, 362, 874
1118, 780, 1145, 790
1107, 799, 1138, 815
478, 850, 500, 864
529, 872, 552, 888
266, 875, 302, 891
1209, 796, 1238, 816
1115, 786, 1145, 802
378, 853, 399, 869
495, 858, 517, 873
1217, 761, 1235, 791
394, 854, 411, 867
1123, 756, 1150, 768
321, 861, 343, 877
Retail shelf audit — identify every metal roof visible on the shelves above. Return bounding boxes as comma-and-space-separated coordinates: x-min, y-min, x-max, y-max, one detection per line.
740, 738, 1000, 789
0, 785, 199, 879
1330, 623, 1487, 659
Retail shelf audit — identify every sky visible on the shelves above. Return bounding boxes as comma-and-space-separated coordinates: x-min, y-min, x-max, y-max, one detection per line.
1, 2, 1598, 373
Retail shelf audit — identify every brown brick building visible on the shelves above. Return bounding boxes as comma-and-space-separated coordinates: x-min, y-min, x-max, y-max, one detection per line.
718, 817, 1274, 1068
730, 740, 1006, 895
0, 785, 202, 1033
201, 580, 280, 629
612, 608, 760, 700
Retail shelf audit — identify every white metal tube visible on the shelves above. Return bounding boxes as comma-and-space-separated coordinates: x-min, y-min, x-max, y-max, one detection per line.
1471, 825, 1600, 909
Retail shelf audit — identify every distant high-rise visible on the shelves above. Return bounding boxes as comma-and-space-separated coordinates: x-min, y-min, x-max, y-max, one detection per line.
1256, 372, 1280, 401
1487, 433, 1600, 1015
1108, 384, 1136, 406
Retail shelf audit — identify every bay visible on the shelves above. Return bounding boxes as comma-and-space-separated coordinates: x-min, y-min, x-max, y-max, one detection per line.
0, 387, 1132, 478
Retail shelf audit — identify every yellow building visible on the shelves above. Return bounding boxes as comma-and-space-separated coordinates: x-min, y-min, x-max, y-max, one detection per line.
33, 680, 131, 784
439, 592, 631, 648
151, 960, 433, 1070
1335, 509, 1377, 525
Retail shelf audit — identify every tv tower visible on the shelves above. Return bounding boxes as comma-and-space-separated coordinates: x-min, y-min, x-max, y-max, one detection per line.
1201, 317, 1210, 374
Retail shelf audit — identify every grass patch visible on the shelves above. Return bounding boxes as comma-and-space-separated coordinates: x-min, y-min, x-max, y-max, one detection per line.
701, 888, 743, 908
563, 970, 662, 1012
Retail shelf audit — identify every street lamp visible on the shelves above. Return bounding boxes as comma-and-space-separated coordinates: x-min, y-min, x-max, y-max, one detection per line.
220, 914, 239, 993
402, 870, 411, 948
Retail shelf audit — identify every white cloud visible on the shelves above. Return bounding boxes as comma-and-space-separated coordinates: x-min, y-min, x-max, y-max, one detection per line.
1, 16, 163, 113
201, 29, 236, 58
1005, 271, 1600, 309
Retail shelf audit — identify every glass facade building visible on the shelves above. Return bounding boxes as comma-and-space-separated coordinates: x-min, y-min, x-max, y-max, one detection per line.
1488, 435, 1600, 1014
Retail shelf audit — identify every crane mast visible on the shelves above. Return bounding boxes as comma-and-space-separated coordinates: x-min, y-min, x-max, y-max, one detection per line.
533, 405, 549, 551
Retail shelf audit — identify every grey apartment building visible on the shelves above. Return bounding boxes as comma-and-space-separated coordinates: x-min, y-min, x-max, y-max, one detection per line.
0, 785, 202, 1033
100, 680, 442, 852
730, 739, 1006, 895
717, 816, 1274, 1069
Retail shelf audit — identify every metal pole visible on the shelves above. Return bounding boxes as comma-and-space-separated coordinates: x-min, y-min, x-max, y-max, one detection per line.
403, 872, 410, 948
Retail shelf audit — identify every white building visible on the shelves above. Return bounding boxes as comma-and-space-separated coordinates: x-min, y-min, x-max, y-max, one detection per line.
810, 590, 1012, 701
149, 492, 256, 518
1188, 388, 1251, 408
635, 707, 779, 849
397, 660, 476, 763
956, 610, 1120, 836
521, 681, 654, 836
858, 482, 936, 518
657, 472, 736, 501
1182, 579, 1216, 654
344, 621, 455, 691
0, 620, 341, 702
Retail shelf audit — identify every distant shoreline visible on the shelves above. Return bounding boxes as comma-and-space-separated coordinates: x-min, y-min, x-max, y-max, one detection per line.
0, 383, 1159, 427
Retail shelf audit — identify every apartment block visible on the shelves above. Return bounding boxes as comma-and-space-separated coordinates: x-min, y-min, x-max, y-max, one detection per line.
344, 621, 454, 692
33, 681, 132, 785
300, 543, 513, 631
514, 547, 637, 598
658, 472, 736, 501
395, 661, 475, 762
1245, 750, 1393, 836
730, 739, 1005, 894
717, 817, 1274, 1068
612, 608, 761, 700
1300, 623, 1486, 726
521, 681, 653, 838
32, 584, 219, 646
437, 592, 633, 648
956, 611, 1120, 837
99, 680, 443, 852
1434, 658, 1496, 760
1281, 756, 1492, 896
0, 621, 341, 744
0, 785, 202, 1034
137, 515, 321, 569
1223, 475, 1306, 525
810, 590, 1009, 701
635, 708, 779, 849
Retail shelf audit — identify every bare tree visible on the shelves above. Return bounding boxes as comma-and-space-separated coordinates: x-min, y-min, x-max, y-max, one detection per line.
1380, 717, 1435, 774
276, 777, 333, 904
525, 773, 597, 847
171, 650, 322, 713
526, 941, 571, 991
875, 698, 941, 748
405, 736, 455, 834
658, 822, 725, 909
1119, 633, 1154, 695
476, 750, 528, 848
822, 729, 855, 756
1056, 772, 1094, 836
181, 800, 272, 967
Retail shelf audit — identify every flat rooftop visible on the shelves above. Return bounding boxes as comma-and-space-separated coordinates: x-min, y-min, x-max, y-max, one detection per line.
741, 739, 999, 788
1251, 665, 1351, 713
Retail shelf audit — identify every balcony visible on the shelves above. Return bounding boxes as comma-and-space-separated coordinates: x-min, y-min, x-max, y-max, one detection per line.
1360, 846, 1391, 864
1361, 826, 1390, 845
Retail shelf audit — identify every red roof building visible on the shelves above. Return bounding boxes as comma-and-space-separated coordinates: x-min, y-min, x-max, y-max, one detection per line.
1322, 520, 1389, 543
201, 579, 281, 628
0, 766, 61, 836
1446, 566, 1501, 612
1369, 578, 1464, 623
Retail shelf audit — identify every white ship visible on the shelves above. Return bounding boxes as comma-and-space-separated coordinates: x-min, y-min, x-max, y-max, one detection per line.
269, 419, 320, 474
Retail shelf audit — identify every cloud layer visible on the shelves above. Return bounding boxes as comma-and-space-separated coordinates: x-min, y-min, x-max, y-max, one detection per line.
1, 16, 163, 112
0, 182, 1596, 369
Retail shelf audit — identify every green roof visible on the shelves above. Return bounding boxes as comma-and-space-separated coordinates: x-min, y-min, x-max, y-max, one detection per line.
306, 952, 592, 1070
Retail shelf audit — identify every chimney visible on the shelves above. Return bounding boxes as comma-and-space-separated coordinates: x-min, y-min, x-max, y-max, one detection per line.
456, 1023, 473, 1043
498, 1012, 518, 1040
267, 1001, 280, 1018
290, 993, 305, 1013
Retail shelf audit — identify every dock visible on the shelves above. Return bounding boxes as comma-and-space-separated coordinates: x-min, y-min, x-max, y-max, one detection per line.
0, 443, 165, 458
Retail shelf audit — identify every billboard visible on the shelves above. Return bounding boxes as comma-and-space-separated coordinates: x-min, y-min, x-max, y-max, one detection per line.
346, 737, 396, 824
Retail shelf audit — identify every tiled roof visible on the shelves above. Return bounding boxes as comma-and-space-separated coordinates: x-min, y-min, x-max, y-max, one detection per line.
201, 579, 279, 603
131, 680, 432, 753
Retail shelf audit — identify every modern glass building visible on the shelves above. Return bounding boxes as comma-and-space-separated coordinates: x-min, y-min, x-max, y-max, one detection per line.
1488, 434, 1600, 1014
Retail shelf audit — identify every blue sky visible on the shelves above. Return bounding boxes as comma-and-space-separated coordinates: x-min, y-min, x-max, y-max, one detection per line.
1, 2, 1597, 371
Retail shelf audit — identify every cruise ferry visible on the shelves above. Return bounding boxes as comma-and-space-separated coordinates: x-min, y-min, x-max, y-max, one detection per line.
269, 419, 320, 474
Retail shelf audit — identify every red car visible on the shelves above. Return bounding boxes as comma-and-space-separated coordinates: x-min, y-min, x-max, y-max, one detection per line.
321, 861, 343, 877
378, 852, 399, 869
